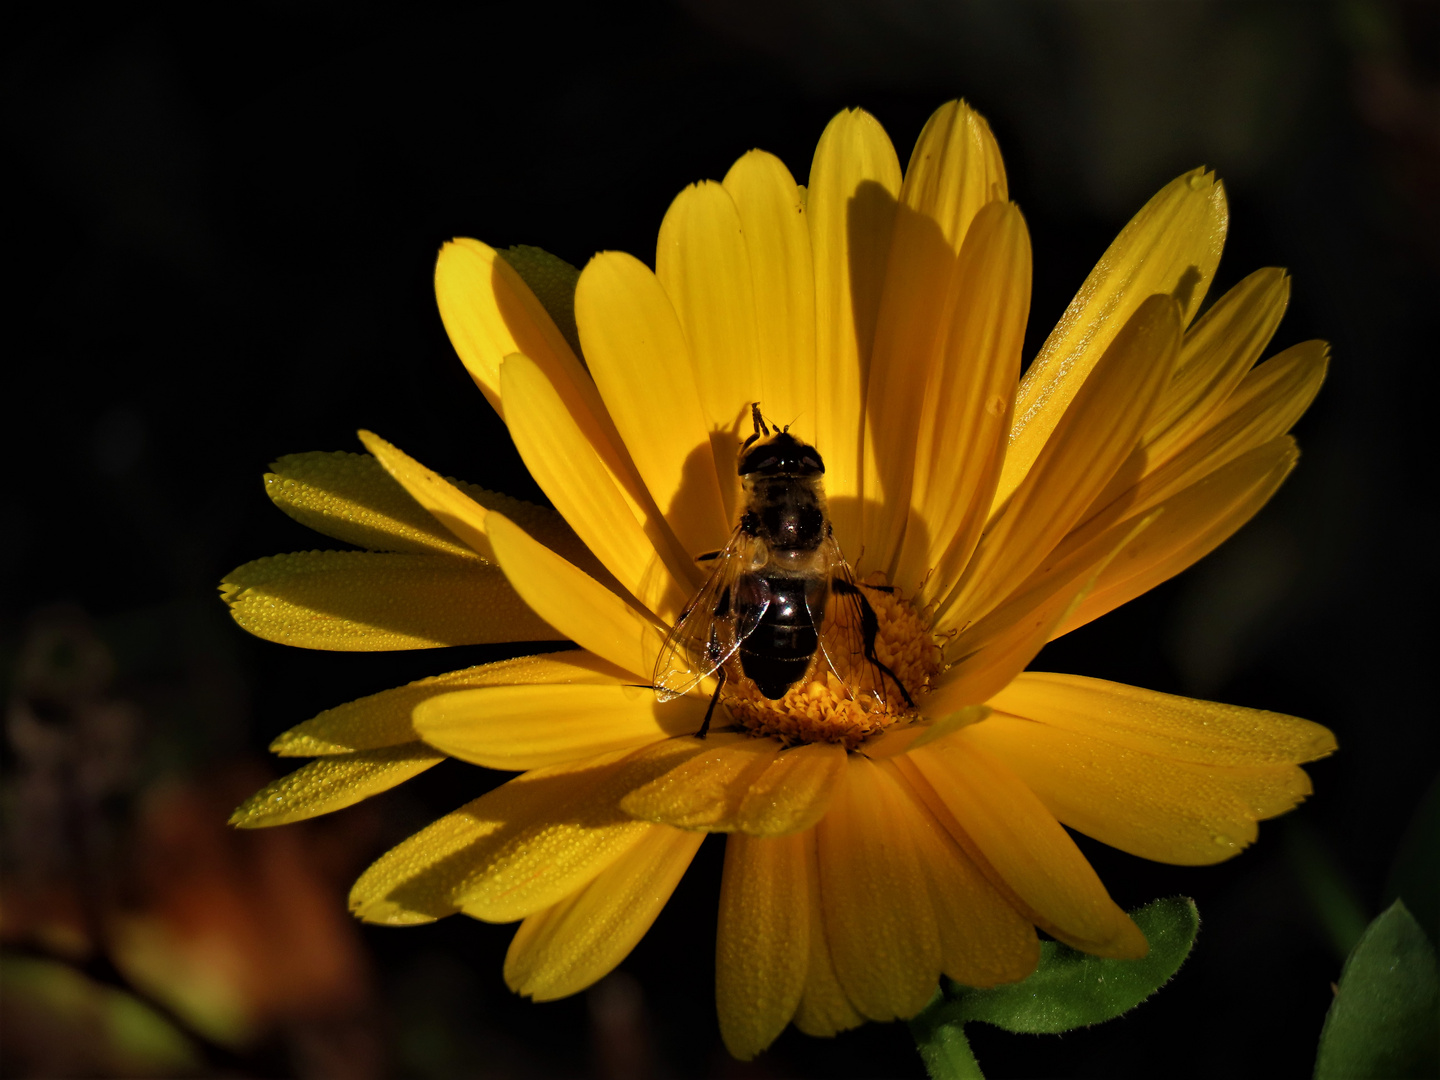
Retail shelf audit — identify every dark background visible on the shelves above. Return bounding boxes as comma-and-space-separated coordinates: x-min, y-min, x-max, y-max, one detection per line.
4, 2, 1437, 1077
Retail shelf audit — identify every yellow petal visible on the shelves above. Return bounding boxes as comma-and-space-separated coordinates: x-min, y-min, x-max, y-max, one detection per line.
220, 550, 563, 651
940, 294, 1180, 629
862, 102, 1010, 576
965, 715, 1314, 865
817, 755, 940, 1021
792, 827, 864, 1038
415, 682, 708, 772
902, 735, 1147, 958
575, 251, 731, 559
1055, 437, 1297, 636
504, 825, 703, 1000
486, 511, 665, 680
264, 451, 479, 559
620, 735, 780, 830
722, 150, 817, 434
500, 350, 693, 623
894, 201, 1030, 599
621, 738, 845, 837
889, 761, 1039, 986
229, 745, 444, 827
997, 169, 1227, 506
656, 180, 761, 523
272, 651, 632, 756
808, 107, 902, 550
434, 237, 590, 418
899, 101, 1008, 248
356, 431, 495, 560
987, 670, 1337, 766
1080, 340, 1327, 536
927, 514, 1156, 713
1144, 267, 1290, 460
497, 245, 582, 357
716, 831, 811, 1059
350, 744, 693, 926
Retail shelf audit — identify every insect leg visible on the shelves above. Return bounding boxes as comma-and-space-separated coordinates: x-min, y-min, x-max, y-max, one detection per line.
698, 663, 726, 739
833, 578, 915, 708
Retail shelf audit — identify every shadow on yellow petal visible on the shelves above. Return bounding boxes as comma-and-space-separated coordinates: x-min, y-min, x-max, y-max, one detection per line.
817, 755, 941, 1021
900, 736, 1148, 960
810, 108, 902, 551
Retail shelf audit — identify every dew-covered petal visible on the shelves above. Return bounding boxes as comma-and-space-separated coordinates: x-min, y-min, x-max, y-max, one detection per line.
486, 511, 665, 680
722, 150, 816, 436
817, 755, 940, 1021
264, 451, 479, 559
939, 294, 1179, 630
894, 201, 1030, 599
996, 169, 1227, 507
792, 828, 864, 1038
434, 238, 593, 418
415, 682, 708, 772
220, 550, 563, 651
504, 825, 703, 1001
230, 745, 445, 828
620, 735, 781, 830
1144, 267, 1290, 461
272, 652, 632, 756
808, 107, 902, 550
575, 251, 731, 560
1054, 437, 1297, 636
501, 351, 694, 623
349, 744, 698, 926
621, 738, 845, 838
889, 761, 1039, 987
987, 671, 1337, 766
965, 715, 1313, 865
903, 735, 1147, 958
716, 831, 811, 1059
656, 180, 761, 524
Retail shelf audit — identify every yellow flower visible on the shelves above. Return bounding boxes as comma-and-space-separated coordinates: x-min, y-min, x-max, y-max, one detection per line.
225, 101, 1336, 1059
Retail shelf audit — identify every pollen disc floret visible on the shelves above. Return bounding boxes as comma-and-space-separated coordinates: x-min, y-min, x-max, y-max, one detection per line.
722, 578, 942, 749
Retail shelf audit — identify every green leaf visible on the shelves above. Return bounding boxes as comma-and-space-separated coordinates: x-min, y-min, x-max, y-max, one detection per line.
950, 896, 1198, 1034
1314, 900, 1440, 1080
909, 898, 1199, 1078
1383, 773, 1439, 948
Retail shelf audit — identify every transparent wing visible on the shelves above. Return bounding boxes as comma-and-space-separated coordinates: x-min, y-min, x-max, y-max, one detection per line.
807, 534, 912, 711
652, 529, 770, 702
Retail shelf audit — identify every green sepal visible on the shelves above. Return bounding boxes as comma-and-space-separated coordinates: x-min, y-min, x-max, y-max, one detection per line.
1313, 900, 1440, 1080
497, 245, 582, 358
909, 898, 1198, 1080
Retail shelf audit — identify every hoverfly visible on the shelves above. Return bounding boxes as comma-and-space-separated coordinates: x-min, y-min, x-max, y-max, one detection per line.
653, 404, 914, 736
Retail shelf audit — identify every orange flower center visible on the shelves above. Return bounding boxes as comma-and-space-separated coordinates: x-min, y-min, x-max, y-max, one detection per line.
721, 577, 942, 750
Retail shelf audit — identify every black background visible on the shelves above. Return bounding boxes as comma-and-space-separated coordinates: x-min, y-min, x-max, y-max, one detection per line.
6, 2, 1438, 1077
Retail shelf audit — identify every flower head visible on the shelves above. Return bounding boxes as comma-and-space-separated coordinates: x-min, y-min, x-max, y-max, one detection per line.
225, 101, 1335, 1059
